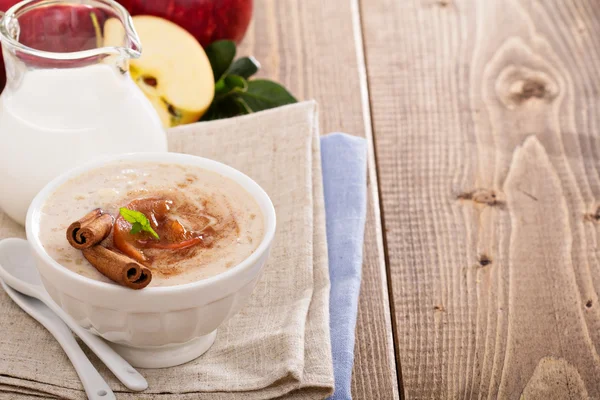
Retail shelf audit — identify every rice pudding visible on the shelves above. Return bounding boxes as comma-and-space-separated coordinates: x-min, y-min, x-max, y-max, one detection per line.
38, 161, 264, 287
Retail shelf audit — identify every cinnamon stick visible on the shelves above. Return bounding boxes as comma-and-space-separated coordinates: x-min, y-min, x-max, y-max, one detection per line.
67, 209, 114, 250
82, 246, 152, 290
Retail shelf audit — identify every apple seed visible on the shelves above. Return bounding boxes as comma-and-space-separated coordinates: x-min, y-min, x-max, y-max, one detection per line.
143, 76, 158, 87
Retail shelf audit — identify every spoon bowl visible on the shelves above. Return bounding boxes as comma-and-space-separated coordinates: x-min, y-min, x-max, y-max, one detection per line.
0, 238, 44, 295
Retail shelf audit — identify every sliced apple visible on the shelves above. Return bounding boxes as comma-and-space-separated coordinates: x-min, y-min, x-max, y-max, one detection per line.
104, 16, 214, 127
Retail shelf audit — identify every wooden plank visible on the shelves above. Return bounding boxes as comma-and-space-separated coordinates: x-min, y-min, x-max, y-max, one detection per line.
361, 0, 600, 398
239, 1, 400, 398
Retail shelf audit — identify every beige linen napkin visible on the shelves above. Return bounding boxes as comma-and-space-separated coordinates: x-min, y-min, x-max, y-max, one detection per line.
0, 101, 334, 399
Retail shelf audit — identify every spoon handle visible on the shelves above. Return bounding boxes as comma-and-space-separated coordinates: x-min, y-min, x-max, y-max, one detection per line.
41, 292, 148, 392
2, 284, 115, 400
55, 325, 116, 400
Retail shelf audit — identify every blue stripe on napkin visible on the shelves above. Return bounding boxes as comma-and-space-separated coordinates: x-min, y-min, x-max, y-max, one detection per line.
321, 133, 368, 400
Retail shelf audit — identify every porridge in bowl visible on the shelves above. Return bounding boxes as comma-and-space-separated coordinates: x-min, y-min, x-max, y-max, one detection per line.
38, 161, 265, 287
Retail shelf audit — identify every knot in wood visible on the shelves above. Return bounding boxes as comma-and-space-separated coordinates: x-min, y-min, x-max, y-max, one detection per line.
496, 66, 559, 108
508, 77, 557, 105
516, 79, 547, 101
584, 206, 600, 222
478, 255, 492, 267
458, 189, 498, 206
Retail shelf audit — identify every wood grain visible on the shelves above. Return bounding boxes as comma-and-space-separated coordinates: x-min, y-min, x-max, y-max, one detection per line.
239, 1, 399, 398
361, 0, 600, 398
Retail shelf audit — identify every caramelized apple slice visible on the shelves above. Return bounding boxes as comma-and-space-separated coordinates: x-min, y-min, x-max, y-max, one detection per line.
127, 198, 172, 227
113, 198, 172, 263
138, 220, 213, 250
113, 214, 149, 264
113, 197, 214, 262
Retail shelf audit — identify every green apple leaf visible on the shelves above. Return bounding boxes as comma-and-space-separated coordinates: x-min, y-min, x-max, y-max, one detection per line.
234, 96, 253, 114
205, 40, 236, 82
201, 96, 249, 121
225, 75, 248, 89
215, 74, 248, 98
227, 56, 261, 79
237, 80, 297, 111
201, 41, 298, 121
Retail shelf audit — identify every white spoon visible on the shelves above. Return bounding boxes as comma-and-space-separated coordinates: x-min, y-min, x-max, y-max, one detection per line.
0, 238, 148, 392
1, 280, 115, 400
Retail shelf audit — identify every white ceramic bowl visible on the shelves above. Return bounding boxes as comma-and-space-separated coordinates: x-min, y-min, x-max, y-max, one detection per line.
25, 152, 276, 368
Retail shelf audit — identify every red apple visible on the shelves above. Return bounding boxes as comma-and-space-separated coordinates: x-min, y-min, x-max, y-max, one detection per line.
0, 1, 108, 90
117, 0, 252, 48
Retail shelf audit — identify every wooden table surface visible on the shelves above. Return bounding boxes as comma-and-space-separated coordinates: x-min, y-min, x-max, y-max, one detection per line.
241, 0, 600, 398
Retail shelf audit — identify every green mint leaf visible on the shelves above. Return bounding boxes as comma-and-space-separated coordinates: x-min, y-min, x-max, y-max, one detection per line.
119, 207, 160, 240
205, 40, 236, 82
146, 225, 160, 240
119, 207, 144, 224
130, 222, 142, 234
227, 56, 261, 79
237, 80, 297, 112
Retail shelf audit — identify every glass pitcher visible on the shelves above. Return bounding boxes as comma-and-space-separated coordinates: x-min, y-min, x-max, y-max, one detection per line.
0, 0, 167, 225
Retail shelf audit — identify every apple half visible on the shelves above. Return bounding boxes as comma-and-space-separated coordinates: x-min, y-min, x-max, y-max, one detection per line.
104, 16, 214, 127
